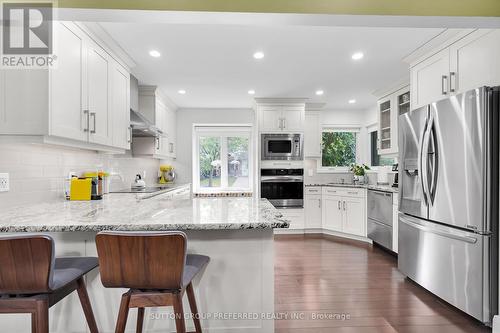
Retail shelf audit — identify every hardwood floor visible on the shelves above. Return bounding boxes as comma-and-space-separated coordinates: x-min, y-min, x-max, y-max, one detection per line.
274, 235, 492, 333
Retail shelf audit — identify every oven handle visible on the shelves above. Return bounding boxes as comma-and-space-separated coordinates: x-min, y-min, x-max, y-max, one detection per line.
261, 176, 304, 183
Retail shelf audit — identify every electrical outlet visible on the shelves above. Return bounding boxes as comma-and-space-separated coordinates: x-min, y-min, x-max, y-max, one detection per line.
0, 173, 9, 192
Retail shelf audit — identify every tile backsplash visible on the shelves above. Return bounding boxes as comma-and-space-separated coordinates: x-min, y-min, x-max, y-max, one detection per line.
0, 143, 160, 208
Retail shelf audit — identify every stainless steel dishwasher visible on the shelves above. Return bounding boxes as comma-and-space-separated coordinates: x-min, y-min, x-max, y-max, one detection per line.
367, 189, 393, 250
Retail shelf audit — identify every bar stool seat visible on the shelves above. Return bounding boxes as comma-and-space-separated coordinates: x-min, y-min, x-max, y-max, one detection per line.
51, 257, 99, 291
183, 254, 210, 287
0, 234, 99, 333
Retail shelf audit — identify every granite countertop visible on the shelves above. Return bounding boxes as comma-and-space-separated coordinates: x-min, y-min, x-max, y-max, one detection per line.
0, 185, 289, 232
306, 183, 398, 193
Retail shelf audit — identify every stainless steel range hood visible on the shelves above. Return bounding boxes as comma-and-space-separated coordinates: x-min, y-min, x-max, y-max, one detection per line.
130, 109, 163, 137
130, 74, 163, 138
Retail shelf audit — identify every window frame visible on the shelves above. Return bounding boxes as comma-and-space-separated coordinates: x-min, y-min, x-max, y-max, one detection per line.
192, 124, 254, 194
317, 125, 361, 173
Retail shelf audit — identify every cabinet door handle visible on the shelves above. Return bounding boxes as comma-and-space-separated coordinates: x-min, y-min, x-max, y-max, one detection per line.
441, 75, 448, 95
318, 200, 321, 209
337, 201, 341, 210
343, 201, 346, 211
449, 72, 456, 93
90, 112, 96, 134
83, 110, 89, 132
283, 118, 287, 129
156, 137, 160, 150
169, 142, 174, 153
127, 126, 132, 143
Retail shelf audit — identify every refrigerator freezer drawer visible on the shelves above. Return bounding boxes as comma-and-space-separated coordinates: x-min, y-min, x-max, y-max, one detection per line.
367, 218, 392, 250
398, 214, 493, 324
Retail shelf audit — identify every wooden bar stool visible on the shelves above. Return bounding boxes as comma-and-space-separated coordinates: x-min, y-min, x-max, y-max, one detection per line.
95, 231, 209, 333
0, 234, 99, 333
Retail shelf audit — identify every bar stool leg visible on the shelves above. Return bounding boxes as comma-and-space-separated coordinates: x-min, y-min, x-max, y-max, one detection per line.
76, 277, 99, 333
186, 283, 202, 333
172, 293, 186, 333
115, 292, 131, 333
136, 307, 145, 333
34, 298, 49, 333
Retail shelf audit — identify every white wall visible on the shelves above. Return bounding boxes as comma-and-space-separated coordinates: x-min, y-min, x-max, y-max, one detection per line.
170, 108, 255, 184
0, 143, 160, 209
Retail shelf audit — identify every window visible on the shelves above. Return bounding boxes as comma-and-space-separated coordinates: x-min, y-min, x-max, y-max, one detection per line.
193, 125, 253, 193
370, 130, 395, 167
319, 127, 359, 170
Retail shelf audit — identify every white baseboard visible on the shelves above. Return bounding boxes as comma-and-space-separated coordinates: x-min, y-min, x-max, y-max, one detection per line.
493, 315, 500, 332
274, 228, 372, 244
273, 229, 304, 235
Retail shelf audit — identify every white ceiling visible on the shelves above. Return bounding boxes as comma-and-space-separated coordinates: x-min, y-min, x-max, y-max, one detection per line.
99, 23, 444, 110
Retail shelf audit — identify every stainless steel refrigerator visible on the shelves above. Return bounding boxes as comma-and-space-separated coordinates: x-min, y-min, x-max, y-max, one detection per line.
398, 86, 499, 325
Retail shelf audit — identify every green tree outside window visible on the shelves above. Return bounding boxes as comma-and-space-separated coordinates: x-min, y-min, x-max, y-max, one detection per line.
322, 132, 357, 167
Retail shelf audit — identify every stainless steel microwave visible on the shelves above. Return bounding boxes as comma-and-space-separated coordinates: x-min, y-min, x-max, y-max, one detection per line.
261, 133, 303, 160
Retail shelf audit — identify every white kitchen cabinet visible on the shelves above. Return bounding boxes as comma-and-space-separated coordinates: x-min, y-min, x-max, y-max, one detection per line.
304, 111, 321, 157
410, 29, 500, 109
322, 194, 343, 232
86, 42, 110, 146
50, 22, 86, 142
0, 21, 131, 153
376, 86, 409, 155
342, 196, 365, 237
449, 30, 500, 94
281, 106, 305, 131
109, 62, 131, 150
410, 48, 450, 109
322, 187, 367, 237
304, 187, 322, 229
279, 208, 304, 230
258, 104, 305, 132
260, 107, 283, 132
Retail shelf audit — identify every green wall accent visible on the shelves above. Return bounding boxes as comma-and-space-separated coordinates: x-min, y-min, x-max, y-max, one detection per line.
58, 0, 500, 17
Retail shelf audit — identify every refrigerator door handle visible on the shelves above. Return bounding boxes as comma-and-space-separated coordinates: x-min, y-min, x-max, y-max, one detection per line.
428, 118, 439, 204
419, 117, 429, 206
400, 215, 478, 244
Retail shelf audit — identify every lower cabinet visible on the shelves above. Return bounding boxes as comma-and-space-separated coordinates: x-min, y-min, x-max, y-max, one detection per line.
304, 186, 367, 238
279, 208, 304, 230
304, 188, 322, 229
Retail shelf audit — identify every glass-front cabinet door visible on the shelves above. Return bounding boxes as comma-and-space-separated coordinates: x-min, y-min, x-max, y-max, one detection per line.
377, 87, 410, 155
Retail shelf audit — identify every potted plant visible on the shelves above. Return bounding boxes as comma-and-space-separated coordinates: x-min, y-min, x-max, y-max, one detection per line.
350, 164, 370, 184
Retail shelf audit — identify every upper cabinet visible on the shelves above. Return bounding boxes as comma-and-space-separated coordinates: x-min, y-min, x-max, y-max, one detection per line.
304, 111, 321, 158
410, 29, 500, 109
376, 86, 409, 155
0, 21, 132, 152
449, 30, 500, 94
257, 101, 306, 132
410, 48, 450, 109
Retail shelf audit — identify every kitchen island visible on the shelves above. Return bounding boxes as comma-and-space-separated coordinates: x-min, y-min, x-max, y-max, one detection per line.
0, 185, 289, 333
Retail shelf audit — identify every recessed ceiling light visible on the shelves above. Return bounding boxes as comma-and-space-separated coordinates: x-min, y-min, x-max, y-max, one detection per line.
149, 50, 161, 58
253, 51, 265, 60
351, 52, 364, 60
178, 90, 186, 95
315, 90, 324, 96
248, 90, 256, 95
348, 99, 356, 104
